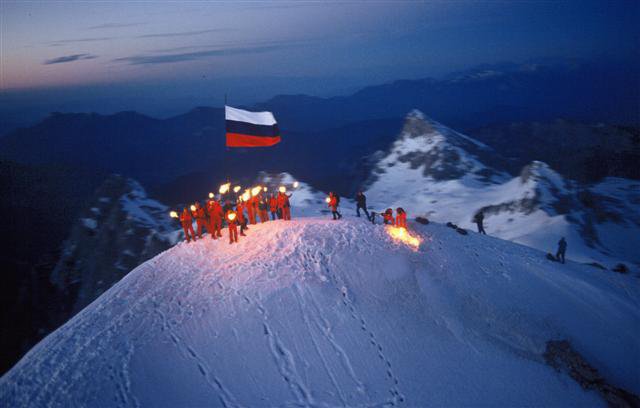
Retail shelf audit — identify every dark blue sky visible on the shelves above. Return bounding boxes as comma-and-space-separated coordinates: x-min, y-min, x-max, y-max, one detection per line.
1, 0, 638, 117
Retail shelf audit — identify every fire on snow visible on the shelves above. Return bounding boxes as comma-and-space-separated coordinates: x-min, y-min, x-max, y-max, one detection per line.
387, 226, 421, 250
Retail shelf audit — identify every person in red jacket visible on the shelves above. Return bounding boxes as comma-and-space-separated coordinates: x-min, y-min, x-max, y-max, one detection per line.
282, 192, 292, 220
252, 196, 261, 224
226, 210, 238, 244
236, 200, 247, 236
207, 198, 223, 239
269, 194, 278, 220
258, 196, 269, 223
383, 208, 395, 225
395, 207, 407, 228
328, 192, 342, 220
180, 207, 196, 242
192, 201, 208, 239
247, 196, 256, 225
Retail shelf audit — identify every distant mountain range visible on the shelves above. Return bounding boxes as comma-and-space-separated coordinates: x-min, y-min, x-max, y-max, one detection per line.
0, 59, 637, 197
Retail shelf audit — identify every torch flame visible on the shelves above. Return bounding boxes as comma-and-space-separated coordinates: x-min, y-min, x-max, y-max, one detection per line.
251, 186, 262, 197
241, 191, 251, 202
208, 192, 214, 199
227, 212, 237, 221
325, 196, 331, 203
387, 226, 421, 250
263, 186, 268, 192
190, 205, 196, 212
169, 211, 178, 218
279, 186, 286, 193
219, 183, 231, 194
233, 185, 241, 193
293, 181, 299, 188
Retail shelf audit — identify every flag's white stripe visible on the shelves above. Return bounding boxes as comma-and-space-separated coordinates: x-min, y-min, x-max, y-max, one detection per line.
225, 105, 277, 126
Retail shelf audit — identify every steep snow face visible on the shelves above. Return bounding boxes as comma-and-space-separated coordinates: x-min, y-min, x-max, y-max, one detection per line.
50, 175, 178, 315
365, 112, 640, 269
2, 218, 638, 406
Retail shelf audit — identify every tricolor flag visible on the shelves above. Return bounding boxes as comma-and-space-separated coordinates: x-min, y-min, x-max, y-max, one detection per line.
225, 105, 281, 147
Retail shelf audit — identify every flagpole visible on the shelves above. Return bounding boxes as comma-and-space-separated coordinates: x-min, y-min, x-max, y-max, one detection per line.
224, 93, 229, 182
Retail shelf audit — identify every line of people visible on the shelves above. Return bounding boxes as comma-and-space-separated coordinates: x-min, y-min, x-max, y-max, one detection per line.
178, 191, 293, 244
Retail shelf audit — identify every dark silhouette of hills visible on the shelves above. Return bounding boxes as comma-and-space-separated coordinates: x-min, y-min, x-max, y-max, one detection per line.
467, 120, 640, 182
256, 58, 639, 131
1, 58, 637, 192
0, 160, 107, 374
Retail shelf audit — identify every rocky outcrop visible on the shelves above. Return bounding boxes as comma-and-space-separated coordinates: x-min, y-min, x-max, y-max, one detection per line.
50, 175, 177, 317
544, 340, 640, 407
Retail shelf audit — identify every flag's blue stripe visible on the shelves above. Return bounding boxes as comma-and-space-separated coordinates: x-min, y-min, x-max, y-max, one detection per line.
226, 120, 279, 137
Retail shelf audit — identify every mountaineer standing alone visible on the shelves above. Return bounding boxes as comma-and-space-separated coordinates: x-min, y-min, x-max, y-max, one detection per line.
355, 191, 370, 220
556, 237, 567, 264
474, 211, 487, 235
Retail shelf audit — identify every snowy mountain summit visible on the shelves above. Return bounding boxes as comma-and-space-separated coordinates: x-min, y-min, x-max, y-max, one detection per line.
2, 218, 638, 406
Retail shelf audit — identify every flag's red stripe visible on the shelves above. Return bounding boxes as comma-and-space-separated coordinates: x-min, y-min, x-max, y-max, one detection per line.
226, 133, 281, 147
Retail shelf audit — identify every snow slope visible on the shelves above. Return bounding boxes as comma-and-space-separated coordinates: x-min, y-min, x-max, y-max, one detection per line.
2, 218, 638, 407
364, 111, 640, 269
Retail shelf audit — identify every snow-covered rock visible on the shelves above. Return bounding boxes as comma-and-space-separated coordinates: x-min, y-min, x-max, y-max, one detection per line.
365, 111, 640, 269
1, 218, 638, 406
50, 175, 177, 316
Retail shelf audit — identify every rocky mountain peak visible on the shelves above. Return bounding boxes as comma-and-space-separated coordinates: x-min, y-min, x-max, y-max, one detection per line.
367, 110, 508, 185
49, 175, 177, 316
519, 161, 569, 194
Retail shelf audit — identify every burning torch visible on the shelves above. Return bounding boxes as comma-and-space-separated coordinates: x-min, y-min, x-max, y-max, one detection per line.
219, 182, 231, 195
251, 186, 262, 197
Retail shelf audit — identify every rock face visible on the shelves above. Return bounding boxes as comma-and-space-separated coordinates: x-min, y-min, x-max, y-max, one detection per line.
467, 120, 640, 183
366, 110, 509, 186
50, 175, 177, 316
544, 340, 640, 408
365, 111, 640, 269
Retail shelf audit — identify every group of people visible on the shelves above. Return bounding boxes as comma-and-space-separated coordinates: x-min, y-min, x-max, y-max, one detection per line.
178, 191, 292, 244
329, 191, 408, 229
179, 189, 566, 259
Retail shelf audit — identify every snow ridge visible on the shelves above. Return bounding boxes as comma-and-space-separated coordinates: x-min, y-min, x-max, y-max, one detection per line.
2, 218, 638, 406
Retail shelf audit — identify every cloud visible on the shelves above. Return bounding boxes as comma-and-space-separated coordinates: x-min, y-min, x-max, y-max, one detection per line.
113, 44, 295, 65
44, 54, 98, 65
135, 28, 231, 39
46, 28, 228, 47
48, 37, 115, 47
87, 22, 145, 30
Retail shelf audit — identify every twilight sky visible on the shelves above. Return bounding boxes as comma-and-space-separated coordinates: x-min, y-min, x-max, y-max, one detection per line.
1, 0, 638, 117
